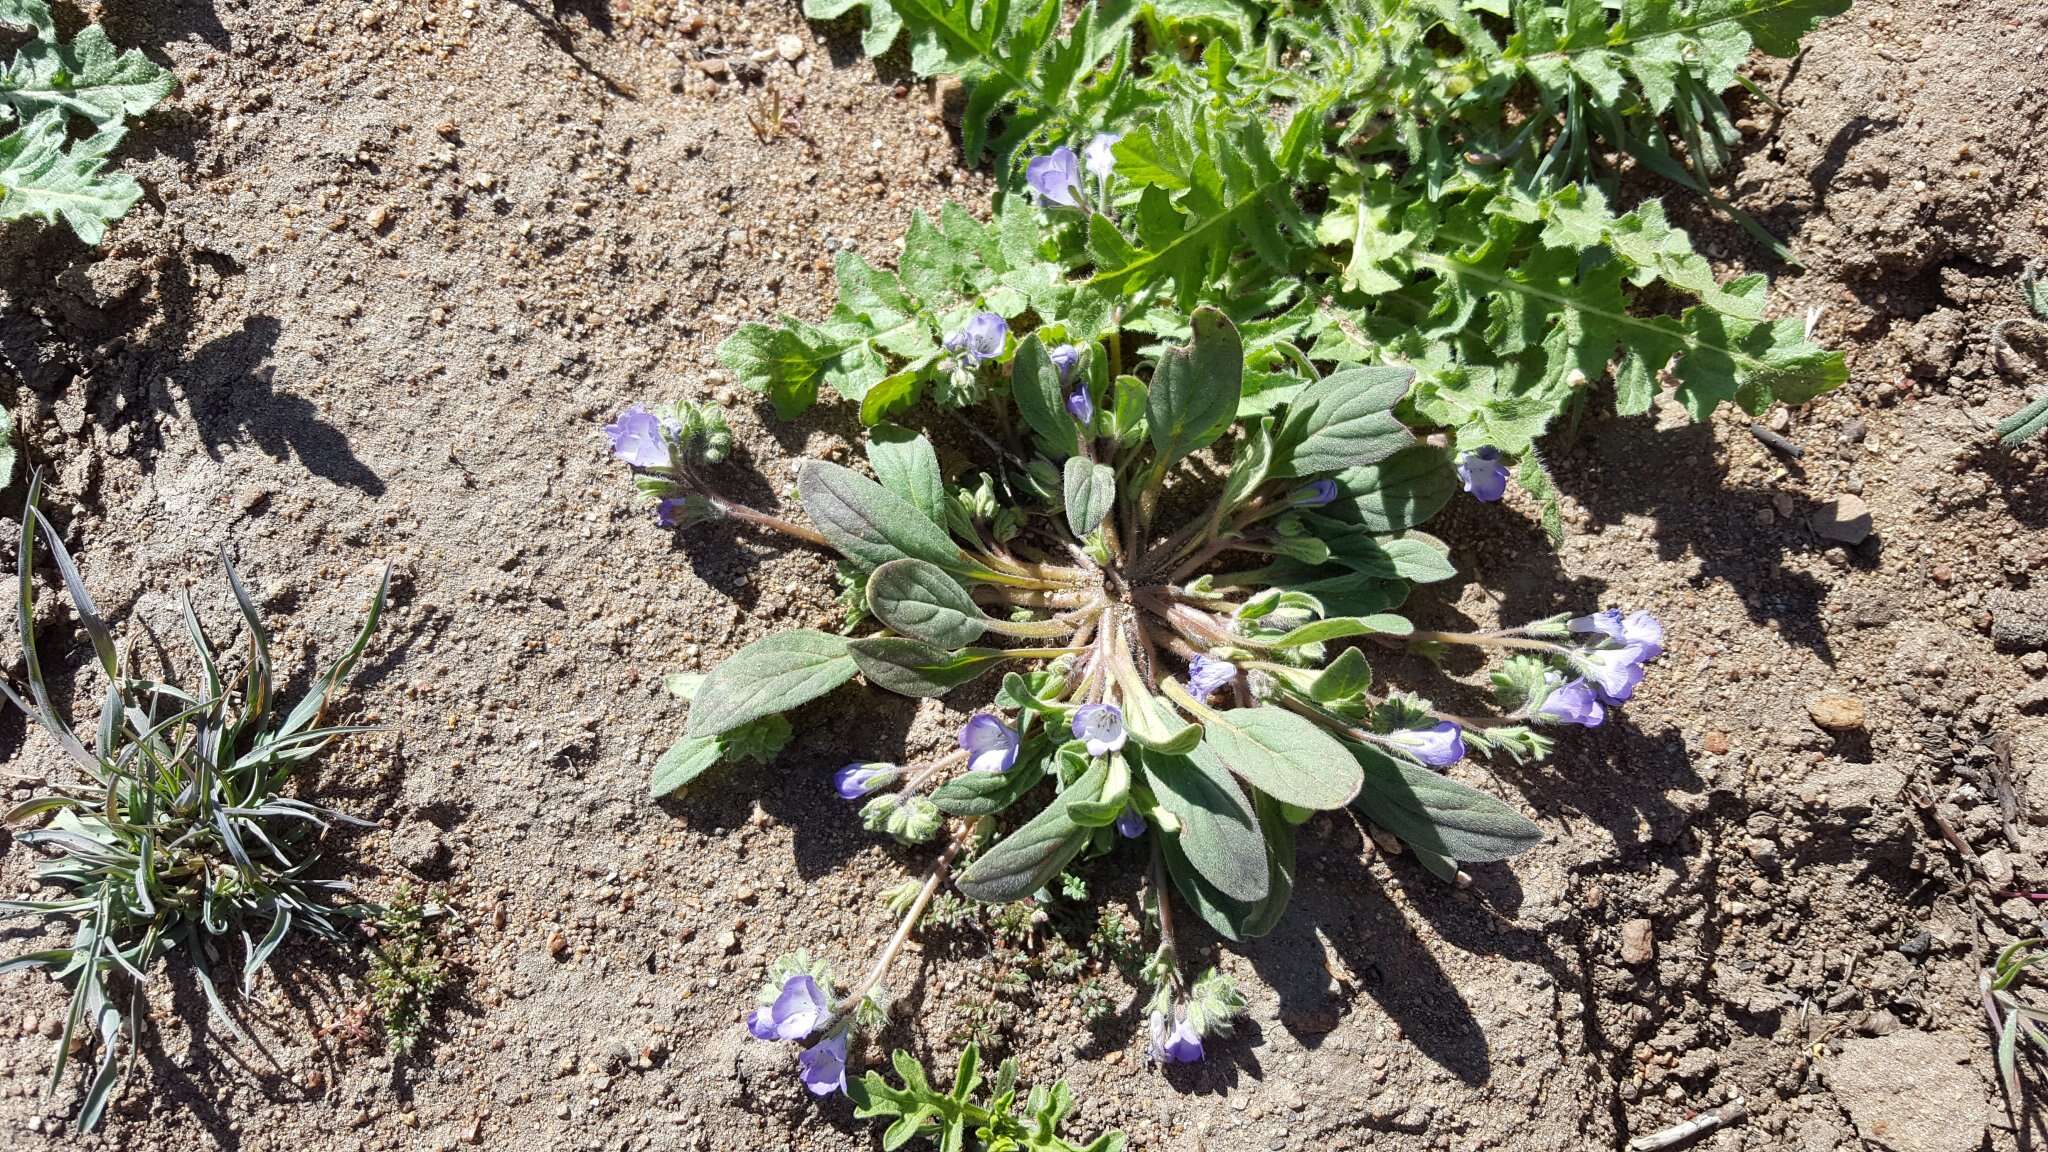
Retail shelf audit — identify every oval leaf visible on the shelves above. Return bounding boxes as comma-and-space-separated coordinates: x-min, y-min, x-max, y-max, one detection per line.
651, 733, 722, 797
1328, 445, 1456, 534
1349, 743, 1543, 864
848, 637, 1005, 698
1274, 364, 1415, 477
1062, 456, 1116, 538
956, 760, 1109, 902
1011, 334, 1080, 458
798, 459, 965, 572
867, 558, 989, 648
1146, 308, 1242, 466
1267, 613, 1412, 649
867, 423, 947, 527
932, 755, 1046, 816
1197, 706, 1362, 810
685, 629, 857, 739
1141, 746, 1269, 905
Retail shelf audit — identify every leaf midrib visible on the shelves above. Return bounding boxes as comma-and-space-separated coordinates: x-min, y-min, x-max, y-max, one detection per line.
1512, 0, 1820, 62
1083, 172, 1290, 290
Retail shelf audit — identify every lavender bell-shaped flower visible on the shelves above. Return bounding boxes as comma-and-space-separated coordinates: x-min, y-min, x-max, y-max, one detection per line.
1083, 132, 1121, 183
1570, 609, 1665, 660
1115, 804, 1146, 839
1148, 1010, 1204, 1064
1066, 384, 1095, 426
605, 405, 672, 469
1290, 479, 1339, 507
1579, 645, 1648, 704
959, 714, 1021, 774
796, 1032, 848, 1097
1186, 655, 1237, 699
1071, 703, 1127, 758
1455, 446, 1510, 502
1536, 677, 1605, 727
1025, 146, 1085, 208
832, 763, 896, 799
1386, 721, 1466, 766
1048, 342, 1084, 382
944, 311, 1008, 369
746, 973, 829, 1041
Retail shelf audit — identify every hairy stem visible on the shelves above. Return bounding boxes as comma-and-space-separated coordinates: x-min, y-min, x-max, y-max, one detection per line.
834, 829, 968, 1014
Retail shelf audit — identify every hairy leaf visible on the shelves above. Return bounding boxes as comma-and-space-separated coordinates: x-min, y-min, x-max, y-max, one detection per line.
0, 26, 175, 128
684, 630, 858, 739
1273, 364, 1415, 477
867, 557, 989, 648
849, 636, 1007, 698
1328, 445, 1456, 534
0, 111, 142, 244
1349, 743, 1543, 864
1014, 333, 1080, 458
868, 423, 948, 527
957, 759, 1108, 902
1061, 457, 1115, 538
1197, 705, 1361, 810
799, 460, 967, 573
1146, 307, 1242, 466
1140, 746, 1268, 905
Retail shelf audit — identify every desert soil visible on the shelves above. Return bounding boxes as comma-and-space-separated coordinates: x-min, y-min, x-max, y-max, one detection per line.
3, 1, 2047, 1150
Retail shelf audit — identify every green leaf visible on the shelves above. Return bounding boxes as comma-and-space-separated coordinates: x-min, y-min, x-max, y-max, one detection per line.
1146, 307, 1243, 466
956, 759, 1109, 902
798, 460, 967, 573
1, 26, 176, 128
932, 754, 1046, 816
1272, 364, 1415, 478
867, 557, 989, 648
1061, 457, 1115, 538
801, 0, 904, 56
868, 423, 947, 527
1349, 742, 1543, 864
650, 733, 722, 797
0, 0, 53, 40
1328, 445, 1456, 534
684, 629, 858, 739
1013, 333, 1080, 458
1306, 516, 1457, 583
1158, 789, 1295, 942
1310, 647, 1372, 702
1264, 613, 1412, 650
1140, 746, 1269, 904
848, 636, 1007, 698
0, 111, 142, 244
1196, 705, 1361, 810
716, 320, 830, 420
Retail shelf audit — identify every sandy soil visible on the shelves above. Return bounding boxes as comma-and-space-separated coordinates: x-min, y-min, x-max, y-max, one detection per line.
2, 1, 2047, 1150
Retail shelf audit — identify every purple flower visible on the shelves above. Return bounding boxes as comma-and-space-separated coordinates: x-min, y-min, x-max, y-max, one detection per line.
1570, 609, 1664, 660
606, 405, 671, 469
1115, 804, 1145, 839
1535, 678, 1605, 727
746, 973, 828, 1042
1148, 1010, 1203, 1064
1071, 703, 1126, 758
796, 1032, 848, 1097
1025, 147, 1085, 208
1048, 342, 1084, 383
1290, 479, 1339, 507
944, 311, 1008, 369
1083, 132, 1121, 182
1186, 655, 1237, 699
1578, 645, 1648, 704
1455, 446, 1510, 503
959, 714, 1020, 774
1066, 385, 1095, 426
1385, 721, 1465, 766
832, 763, 896, 799
656, 497, 690, 527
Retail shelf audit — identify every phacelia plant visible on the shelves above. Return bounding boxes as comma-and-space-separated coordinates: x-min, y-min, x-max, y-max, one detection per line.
611, 307, 1663, 1087
1, 481, 389, 1129
0, 0, 174, 242
611, 0, 1852, 1097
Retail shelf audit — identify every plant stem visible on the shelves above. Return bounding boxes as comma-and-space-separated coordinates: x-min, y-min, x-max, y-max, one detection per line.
1149, 842, 1185, 992
833, 829, 967, 1014
712, 499, 832, 549
1407, 630, 1564, 655
898, 749, 971, 796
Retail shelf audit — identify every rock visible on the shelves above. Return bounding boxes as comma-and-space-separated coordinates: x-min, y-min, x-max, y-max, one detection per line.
1809, 495, 1873, 545
1808, 695, 1867, 732
1979, 848, 2014, 888
1992, 590, 2048, 652
775, 34, 806, 61
1619, 919, 1655, 965
2018, 680, 2048, 715
1827, 1030, 1988, 1152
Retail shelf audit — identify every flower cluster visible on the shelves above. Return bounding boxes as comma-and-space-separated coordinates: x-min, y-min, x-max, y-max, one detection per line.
746, 966, 852, 1096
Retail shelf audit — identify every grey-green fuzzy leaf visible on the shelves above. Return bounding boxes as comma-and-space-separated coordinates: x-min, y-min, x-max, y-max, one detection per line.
1196, 706, 1361, 810
1146, 308, 1242, 466
1061, 456, 1115, 538
1349, 743, 1543, 864
797, 459, 966, 573
1273, 364, 1415, 477
1012, 333, 1079, 458
866, 557, 987, 649
867, 423, 948, 527
684, 629, 857, 739
1140, 746, 1269, 905
956, 759, 1108, 902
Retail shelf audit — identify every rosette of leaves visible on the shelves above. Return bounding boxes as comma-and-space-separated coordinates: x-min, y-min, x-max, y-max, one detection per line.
672, 310, 1544, 943
734, 0, 1850, 535
0, 480, 389, 1129
0, 0, 174, 242
849, 1043, 1126, 1152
